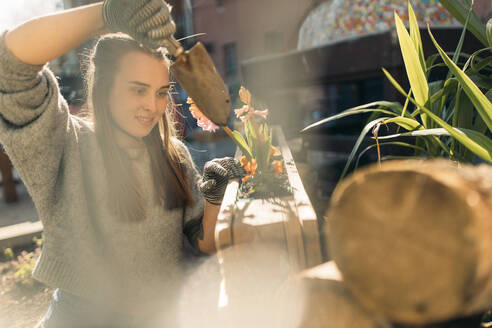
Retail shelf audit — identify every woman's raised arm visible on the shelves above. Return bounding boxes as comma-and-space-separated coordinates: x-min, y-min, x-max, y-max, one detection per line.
4, 2, 105, 65
4, 0, 178, 66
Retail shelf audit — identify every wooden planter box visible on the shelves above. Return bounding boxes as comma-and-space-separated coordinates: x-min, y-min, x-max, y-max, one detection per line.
216, 126, 322, 269
214, 126, 322, 325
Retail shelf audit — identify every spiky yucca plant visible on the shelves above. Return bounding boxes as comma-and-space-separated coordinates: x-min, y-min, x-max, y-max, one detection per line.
303, 0, 492, 180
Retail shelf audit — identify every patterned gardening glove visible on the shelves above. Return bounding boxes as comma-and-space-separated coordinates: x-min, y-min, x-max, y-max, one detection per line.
200, 157, 245, 205
102, 0, 176, 49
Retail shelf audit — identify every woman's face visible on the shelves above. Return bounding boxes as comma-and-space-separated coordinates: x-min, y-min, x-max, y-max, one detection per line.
108, 51, 170, 147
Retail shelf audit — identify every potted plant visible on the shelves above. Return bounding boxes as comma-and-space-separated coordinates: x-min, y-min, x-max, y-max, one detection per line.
185, 87, 323, 324
298, 1, 492, 326
302, 0, 492, 180
187, 87, 322, 270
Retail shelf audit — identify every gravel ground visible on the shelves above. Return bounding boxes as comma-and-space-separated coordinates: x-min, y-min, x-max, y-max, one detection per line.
0, 260, 53, 328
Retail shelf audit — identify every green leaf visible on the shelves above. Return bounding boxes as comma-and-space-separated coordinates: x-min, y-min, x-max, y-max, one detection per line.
384, 117, 423, 131
393, 86, 492, 162
376, 126, 451, 157
439, 0, 489, 47
434, 78, 458, 125
382, 68, 429, 125
245, 123, 253, 147
429, 27, 492, 133
456, 90, 474, 129
231, 130, 253, 160
450, 0, 474, 68
443, 78, 459, 94
429, 80, 445, 104
415, 137, 427, 156
470, 74, 492, 90
454, 90, 474, 157
426, 54, 441, 77
469, 56, 492, 74
339, 118, 389, 181
463, 47, 492, 72
301, 103, 400, 132
474, 90, 492, 132
380, 127, 492, 158
394, 12, 429, 108
408, 2, 426, 71
259, 123, 271, 170
474, 112, 488, 133
428, 81, 445, 128
245, 119, 259, 158
378, 127, 456, 138
486, 17, 492, 47
245, 122, 253, 156
400, 88, 412, 120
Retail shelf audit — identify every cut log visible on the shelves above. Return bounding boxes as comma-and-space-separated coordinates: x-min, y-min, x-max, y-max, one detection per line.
298, 261, 390, 328
326, 159, 492, 324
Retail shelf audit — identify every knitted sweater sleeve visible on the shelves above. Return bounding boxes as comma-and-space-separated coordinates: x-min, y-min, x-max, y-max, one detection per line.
0, 31, 77, 210
172, 138, 206, 254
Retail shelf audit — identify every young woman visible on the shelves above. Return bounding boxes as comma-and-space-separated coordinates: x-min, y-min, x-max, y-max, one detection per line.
0, 1, 242, 327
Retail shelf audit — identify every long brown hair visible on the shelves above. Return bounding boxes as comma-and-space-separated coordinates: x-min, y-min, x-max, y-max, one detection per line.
84, 33, 193, 221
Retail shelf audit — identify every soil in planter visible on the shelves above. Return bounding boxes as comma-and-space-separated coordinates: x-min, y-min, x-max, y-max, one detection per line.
237, 144, 293, 199
238, 171, 292, 199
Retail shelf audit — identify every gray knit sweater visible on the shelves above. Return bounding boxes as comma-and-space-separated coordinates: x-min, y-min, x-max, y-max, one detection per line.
0, 32, 205, 315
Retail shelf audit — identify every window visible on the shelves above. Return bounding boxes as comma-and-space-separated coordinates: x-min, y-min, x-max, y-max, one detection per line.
223, 42, 237, 77
216, 0, 224, 13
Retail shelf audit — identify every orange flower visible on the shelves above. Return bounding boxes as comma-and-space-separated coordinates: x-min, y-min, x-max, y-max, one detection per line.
240, 155, 249, 167
244, 158, 257, 174
254, 109, 269, 120
240, 156, 257, 182
272, 160, 283, 175
239, 86, 252, 105
234, 105, 269, 122
234, 87, 269, 122
234, 105, 250, 120
269, 146, 281, 157
242, 174, 252, 183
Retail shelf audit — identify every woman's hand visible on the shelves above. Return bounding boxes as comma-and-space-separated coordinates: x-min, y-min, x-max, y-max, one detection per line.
200, 157, 245, 205
196, 157, 244, 254
102, 0, 176, 49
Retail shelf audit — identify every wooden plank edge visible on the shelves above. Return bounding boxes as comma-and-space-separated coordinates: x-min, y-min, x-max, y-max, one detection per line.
275, 126, 323, 268
284, 198, 307, 271
216, 178, 239, 251
0, 221, 43, 250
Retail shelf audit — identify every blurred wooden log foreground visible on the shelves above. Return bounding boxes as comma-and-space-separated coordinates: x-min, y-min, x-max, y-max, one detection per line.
326, 159, 492, 326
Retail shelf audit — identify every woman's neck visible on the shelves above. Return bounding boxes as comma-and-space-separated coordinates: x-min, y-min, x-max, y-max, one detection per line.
112, 124, 145, 148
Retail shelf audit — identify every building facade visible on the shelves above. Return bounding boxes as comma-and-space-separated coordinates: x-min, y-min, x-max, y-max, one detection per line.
191, 0, 317, 89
